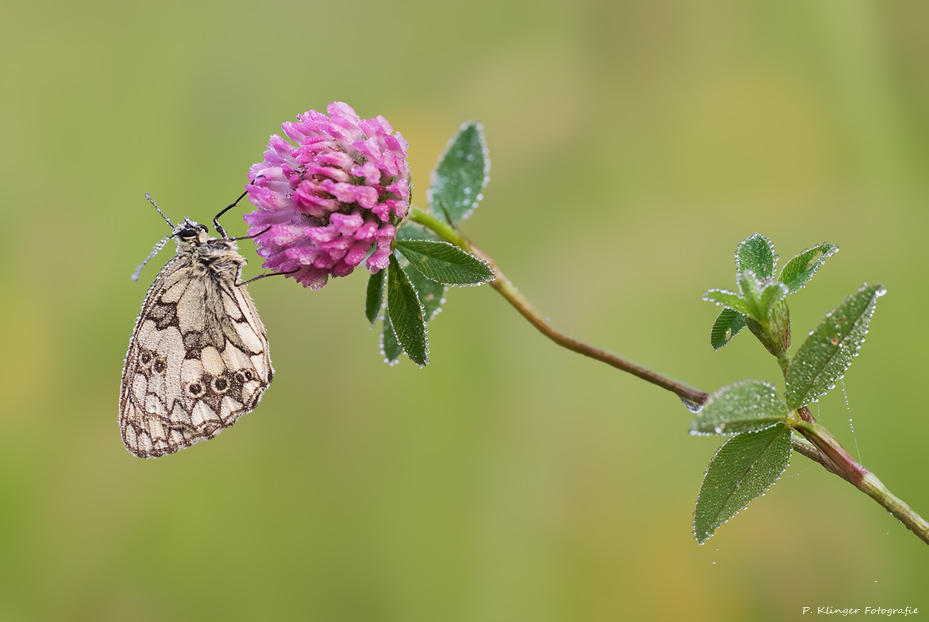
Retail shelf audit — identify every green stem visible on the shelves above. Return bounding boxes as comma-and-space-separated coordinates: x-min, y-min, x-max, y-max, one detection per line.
776, 351, 790, 375
408, 206, 929, 547
408, 208, 708, 407
793, 420, 929, 545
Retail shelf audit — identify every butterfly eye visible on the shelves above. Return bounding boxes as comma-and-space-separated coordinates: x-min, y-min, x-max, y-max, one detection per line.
176, 225, 201, 241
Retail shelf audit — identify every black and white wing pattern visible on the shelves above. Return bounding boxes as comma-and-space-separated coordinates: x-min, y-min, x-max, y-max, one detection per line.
120, 241, 272, 458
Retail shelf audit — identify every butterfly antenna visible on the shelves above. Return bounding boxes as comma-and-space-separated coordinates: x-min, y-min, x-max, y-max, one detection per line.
145, 192, 175, 229
131, 234, 173, 282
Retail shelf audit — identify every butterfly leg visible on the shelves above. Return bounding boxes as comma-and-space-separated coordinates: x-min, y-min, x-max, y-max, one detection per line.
213, 176, 264, 238
236, 269, 299, 287
212, 191, 248, 239
226, 225, 271, 243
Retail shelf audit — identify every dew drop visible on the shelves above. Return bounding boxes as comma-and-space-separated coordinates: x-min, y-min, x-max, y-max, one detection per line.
681, 397, 703, 414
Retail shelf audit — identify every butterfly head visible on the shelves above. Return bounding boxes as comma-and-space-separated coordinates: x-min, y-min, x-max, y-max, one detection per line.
173, 218, 244, 276
133, 195, 243, 282
174, 218, 210, 244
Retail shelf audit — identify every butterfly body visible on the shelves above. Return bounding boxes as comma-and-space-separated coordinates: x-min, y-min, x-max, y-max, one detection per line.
120, 219, 272, 458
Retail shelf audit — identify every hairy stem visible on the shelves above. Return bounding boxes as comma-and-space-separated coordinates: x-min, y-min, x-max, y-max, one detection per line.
793, 420, 929, 545
408, 206, 929, 547
408, 208, 708, 406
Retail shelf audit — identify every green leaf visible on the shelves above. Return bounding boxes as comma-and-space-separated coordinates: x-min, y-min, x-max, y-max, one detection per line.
736, 271, 788, 321
429, 122, 489, 224
690, 380, 788, 435
395, 240, 494, 285
396, 224, 447, 322
736, 234, 777, 279
405, 262, 445, 321
381, 316, 403, 364
710, 308, 746, 350
387, 254, 428, 365
779, 243, 838, 294
758, 280, 789, 313
396, 222, 437, 242
784, 284, 885, 409
703, 289, 750, 315
693, 423, 792, 543
365, 269, 385, 324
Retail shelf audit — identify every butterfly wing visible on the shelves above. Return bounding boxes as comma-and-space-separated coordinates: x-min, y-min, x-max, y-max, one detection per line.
119, 255, 273, 458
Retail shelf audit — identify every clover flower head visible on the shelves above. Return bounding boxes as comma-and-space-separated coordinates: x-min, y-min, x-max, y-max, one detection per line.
243, 102, 411, 289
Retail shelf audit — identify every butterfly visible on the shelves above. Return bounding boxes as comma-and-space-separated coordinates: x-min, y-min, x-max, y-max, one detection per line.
119, 192, 273, 458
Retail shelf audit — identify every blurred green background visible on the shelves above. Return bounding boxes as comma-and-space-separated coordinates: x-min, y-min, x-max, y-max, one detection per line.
2, 0, 928, 620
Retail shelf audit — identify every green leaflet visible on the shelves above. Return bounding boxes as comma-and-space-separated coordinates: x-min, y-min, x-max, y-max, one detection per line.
428, 122, 489, 224
703, 289, 751, 315
785, 284, 885, 409
690, 380, 787, 435
405, 261, 446, 322
736, 233, 777, 279
365, 269, 385, 324
693, 424, 792, 543
737, 271, 788, 322
710, 308, 746, 350
386, 254, 428, 365
779, 243, 838, 294
395, 240, 494, 285
381, 315, 403, 364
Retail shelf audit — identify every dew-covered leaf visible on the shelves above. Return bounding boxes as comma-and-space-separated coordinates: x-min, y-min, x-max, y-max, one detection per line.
405, 261, 446, 322
428, 122, 489, 224
736, 271, 788, 321
395, 239, 494, 285
736, 234, 777, 279
703, 289, 750, 315
381, 315, 403, 364
710, 308, 746, 350
395, 224, 446, 318
693, 423, 792, 543
779, 243, 838, 294
759, 280, 789, 311
387, 254, 427, 365
690, 380, 787, 435
396, 222, 438, 242
784, 284, 885, 409
365, 269, 385, 324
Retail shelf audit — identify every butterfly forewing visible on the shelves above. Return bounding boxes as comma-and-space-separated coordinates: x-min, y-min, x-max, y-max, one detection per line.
120, 226, 272, 458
